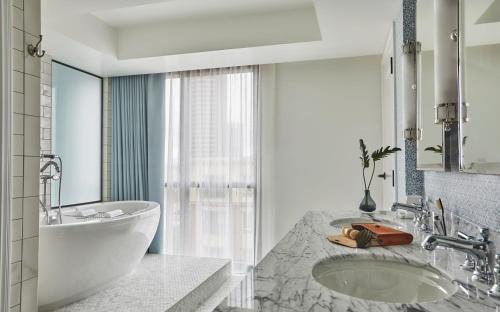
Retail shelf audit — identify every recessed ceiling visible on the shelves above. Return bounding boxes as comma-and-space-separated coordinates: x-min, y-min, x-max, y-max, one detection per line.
93, 0, 313, 27
41, 0, 402, 76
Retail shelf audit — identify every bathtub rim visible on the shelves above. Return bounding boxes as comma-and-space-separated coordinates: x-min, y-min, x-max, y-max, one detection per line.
39, 200, 160, 229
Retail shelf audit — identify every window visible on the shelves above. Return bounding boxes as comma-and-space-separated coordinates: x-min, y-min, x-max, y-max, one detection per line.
51, 62, 102, 206
164, 67, 258, 273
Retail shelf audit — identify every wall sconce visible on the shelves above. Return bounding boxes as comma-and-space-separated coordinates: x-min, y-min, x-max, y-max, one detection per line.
434, 0, 463, 129
434, 0, 461, 171
402, 40, 420, 140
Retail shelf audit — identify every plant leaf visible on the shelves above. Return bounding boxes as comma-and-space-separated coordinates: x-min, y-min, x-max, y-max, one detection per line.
371, 146, 401, 162
425, 145, 443, 154
359, 139, 370, 168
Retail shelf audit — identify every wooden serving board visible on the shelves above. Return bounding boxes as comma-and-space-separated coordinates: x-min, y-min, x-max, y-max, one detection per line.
327, 234, 380, 248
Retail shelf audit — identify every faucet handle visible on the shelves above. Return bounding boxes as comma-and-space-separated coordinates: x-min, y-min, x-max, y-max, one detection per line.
457, 231, 475, 240
456, 234, 476, 271
488, 254, 500, 298
479, 227, 490, 242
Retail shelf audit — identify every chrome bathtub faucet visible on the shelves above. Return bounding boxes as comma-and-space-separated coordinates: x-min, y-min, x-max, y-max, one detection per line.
391, 202, 432, 233
40, 155, 63, 225
422, 227, 495, 284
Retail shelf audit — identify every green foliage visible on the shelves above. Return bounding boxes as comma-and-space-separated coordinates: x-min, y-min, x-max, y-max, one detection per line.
371, 146, 401, 162
359, 138, 400, 191
359, 139, 370, 168
425, 145, 443, 154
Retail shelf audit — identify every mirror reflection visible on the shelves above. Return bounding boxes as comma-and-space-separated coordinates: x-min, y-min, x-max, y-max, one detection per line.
416, 0, 444, 170
461, 0, 500, 174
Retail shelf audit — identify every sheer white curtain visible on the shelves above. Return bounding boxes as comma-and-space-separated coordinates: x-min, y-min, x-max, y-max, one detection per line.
164, 66, 259, 273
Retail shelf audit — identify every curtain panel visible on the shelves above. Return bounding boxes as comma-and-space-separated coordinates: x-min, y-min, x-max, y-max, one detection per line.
111, 74, 166, 253
164, 66, 260, 273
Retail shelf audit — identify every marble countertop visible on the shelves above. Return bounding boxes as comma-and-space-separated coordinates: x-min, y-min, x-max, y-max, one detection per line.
213, 211, 500, 312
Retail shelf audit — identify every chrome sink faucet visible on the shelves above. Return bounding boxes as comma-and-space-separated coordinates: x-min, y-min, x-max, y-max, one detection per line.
391, 202, 431, 232
422, 228, 495, 284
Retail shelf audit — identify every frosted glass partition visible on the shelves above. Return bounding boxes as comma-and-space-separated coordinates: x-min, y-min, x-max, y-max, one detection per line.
52, 62, 102, 206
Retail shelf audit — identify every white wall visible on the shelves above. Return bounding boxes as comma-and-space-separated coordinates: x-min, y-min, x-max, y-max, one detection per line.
260, 56, 383, 256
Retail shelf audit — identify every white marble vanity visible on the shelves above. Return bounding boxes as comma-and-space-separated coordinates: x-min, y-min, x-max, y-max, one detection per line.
213, 211, 500, 311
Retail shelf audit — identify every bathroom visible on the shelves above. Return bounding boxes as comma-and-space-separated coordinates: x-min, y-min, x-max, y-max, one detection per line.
0, 0, 499, 311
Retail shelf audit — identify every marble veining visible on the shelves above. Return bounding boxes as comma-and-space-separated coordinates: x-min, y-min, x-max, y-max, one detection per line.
213, 211, 500, 312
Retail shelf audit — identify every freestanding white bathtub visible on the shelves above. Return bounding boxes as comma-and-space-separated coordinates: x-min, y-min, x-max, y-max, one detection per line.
38, 201, 160, 311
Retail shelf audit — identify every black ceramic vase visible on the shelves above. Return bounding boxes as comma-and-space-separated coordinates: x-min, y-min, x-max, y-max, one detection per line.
359, 190, 376, 212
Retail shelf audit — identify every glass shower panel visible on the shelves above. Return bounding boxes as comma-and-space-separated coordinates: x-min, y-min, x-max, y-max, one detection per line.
52, 62, 102, 206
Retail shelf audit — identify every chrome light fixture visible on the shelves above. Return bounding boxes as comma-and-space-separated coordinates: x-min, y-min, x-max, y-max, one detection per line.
402, 40, 421, 140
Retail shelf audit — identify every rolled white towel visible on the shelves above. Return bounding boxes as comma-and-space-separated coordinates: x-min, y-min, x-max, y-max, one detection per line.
103, 209, 124, 218
74, 208, 97, 217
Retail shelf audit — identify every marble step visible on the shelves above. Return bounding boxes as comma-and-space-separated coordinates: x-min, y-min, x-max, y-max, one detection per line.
54, 254, 232, 312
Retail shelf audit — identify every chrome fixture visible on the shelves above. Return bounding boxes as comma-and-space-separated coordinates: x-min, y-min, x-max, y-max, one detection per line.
457, 231, 477, 271
422, 228, 495, 284
402, 40, 420, 140
488, 254, 500, 298
27, 35, 46, 58
391, 202, 431, 232
40, 155, 63, 225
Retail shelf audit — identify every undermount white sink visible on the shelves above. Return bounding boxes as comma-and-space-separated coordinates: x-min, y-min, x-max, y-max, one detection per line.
329, 217, 403, 229
312, 255, 457, 304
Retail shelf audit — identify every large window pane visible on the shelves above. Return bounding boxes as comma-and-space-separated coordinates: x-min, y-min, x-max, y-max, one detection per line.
52, 62, 102, 206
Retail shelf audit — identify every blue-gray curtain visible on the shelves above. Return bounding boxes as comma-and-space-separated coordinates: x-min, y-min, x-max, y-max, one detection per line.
111, 74, 166, 253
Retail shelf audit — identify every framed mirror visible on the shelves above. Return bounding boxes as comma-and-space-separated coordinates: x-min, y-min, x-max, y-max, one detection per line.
416, 0, 445, 170
460, 0, 500, 174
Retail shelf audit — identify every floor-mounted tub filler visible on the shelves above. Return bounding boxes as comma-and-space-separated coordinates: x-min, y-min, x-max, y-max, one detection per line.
38, 201, 160, 311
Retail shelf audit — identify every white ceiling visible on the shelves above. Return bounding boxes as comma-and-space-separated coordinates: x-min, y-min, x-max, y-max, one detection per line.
42, 0, 402, 77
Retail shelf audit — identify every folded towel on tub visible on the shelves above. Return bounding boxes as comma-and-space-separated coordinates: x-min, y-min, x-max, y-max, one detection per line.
74, 208, 97, 217
103, 209, 124, 218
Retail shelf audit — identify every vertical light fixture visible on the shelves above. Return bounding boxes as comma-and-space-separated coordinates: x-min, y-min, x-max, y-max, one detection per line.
434, 0, 459, 127
434, 0, 462, 170
402, 41, 420, 140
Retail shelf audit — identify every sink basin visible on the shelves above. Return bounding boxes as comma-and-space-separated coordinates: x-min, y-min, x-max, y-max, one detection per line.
312, 255, 457, 303
330, 217, 403, 229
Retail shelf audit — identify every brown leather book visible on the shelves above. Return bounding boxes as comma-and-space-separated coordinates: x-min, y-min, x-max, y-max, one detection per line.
352, 223, 413, 246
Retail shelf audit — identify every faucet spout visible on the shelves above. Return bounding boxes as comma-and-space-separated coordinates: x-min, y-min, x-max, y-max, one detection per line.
422, 234, 489, 260
422, 233, 495, 283
40, 160, 60, 173
391, 202, 423, 213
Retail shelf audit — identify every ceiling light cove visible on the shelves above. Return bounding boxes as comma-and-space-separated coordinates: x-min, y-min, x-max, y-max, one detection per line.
42, 0, 402, 76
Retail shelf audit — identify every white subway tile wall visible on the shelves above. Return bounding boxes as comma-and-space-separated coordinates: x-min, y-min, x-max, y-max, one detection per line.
10, 0, 41, 311
39, 55, 51, 210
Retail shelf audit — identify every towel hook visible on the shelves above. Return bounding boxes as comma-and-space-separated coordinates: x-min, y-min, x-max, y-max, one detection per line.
27, 35, 46, 58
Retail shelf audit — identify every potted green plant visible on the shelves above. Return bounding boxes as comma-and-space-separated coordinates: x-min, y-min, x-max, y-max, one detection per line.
359, 139, 400, 212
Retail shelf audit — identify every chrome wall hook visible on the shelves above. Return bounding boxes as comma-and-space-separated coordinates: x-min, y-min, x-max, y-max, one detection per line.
27, 35, 46, 58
